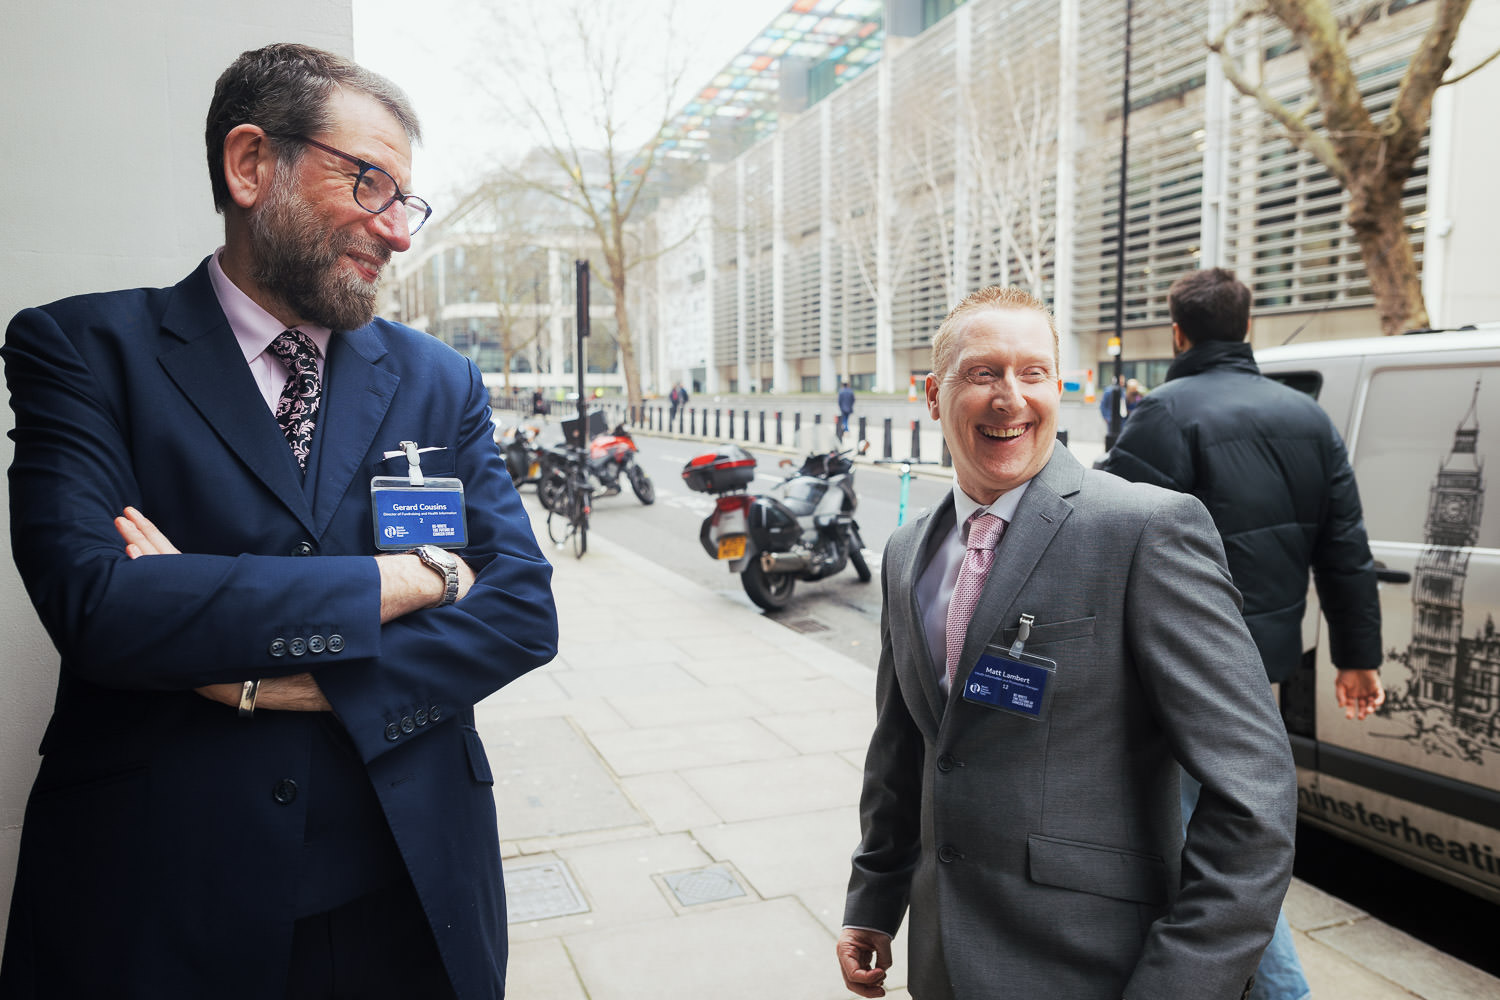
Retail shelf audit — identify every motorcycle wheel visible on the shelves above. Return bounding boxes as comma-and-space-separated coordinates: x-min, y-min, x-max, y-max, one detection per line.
626, 463, 656, 505
538, 470, 567, 513
741, 560, 796, 610
505, 450, 526, 486
849, 545, 872, 583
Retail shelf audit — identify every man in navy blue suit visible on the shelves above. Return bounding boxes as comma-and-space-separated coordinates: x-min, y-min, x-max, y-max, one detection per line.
1, 44, 557, 998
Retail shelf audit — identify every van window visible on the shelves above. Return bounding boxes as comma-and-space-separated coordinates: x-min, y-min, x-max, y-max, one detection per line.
1266, 370, 1323, 399
1350, 365, 1497, 547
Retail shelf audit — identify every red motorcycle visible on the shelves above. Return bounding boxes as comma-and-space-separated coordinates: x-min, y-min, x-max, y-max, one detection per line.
539, 422, 655, 509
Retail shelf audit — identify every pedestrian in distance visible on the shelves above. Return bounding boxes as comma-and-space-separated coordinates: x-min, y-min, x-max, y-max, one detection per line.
837, 285, 1295, 1000
837, 379, 855, 440
669, 380, 689, 428
1099, 375, 1145, 430
1101, 266, 1385, 1000
532, 387, 549, 420
0, 42, 558, 999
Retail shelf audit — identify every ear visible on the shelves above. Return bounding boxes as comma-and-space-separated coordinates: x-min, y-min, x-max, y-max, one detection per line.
222, 124, 279, 211
1170, 322, 1188, 354
925, 372, 941, 419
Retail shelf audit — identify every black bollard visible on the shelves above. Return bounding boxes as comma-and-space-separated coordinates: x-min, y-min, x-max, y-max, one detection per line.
759, 410, 766, 444
883, 418, 893, 459
911, 421, 922, 460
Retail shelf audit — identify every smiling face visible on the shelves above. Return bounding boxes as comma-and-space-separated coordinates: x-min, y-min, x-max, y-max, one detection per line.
927, 305, 1059, 505
248, 88, 414, 330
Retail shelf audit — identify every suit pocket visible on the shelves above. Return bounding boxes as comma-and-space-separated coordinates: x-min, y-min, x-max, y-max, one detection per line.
1027, 833, 1167, 905
998, 615, 1096, 648
461, 725, 494, 784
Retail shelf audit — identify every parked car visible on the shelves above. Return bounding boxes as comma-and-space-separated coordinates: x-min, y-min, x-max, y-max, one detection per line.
1253, 324, 1500, 904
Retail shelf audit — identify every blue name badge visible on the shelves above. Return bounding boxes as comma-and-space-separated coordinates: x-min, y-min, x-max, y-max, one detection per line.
371, 477, 468, 550
961, 649, 1057, 720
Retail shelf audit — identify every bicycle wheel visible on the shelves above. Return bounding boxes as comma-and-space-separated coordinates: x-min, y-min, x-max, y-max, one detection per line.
570, 488, 590, 558
547, 489, 576, 545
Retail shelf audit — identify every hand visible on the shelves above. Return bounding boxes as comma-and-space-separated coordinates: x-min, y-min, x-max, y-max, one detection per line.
1335, 668, 1385, 721
836, 927, 892, 998
377, 550, 477, 623
115, 506, 180, 558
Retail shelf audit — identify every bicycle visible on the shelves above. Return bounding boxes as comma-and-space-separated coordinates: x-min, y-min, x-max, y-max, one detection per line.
545, 447, 592, 558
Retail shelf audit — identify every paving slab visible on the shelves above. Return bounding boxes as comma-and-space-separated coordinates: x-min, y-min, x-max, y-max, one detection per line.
618, 771, 725, 832
605, 685, 771, 729
1309, 914, 1499, 1000
551, 661, 703, 700
504, 938, 588, 1000
563, 896, 843, 1000
680, 753, 863, 823
588, 717, 798, 776
489, 716, 643, 841
757, 707, 876, 755
693, 806, 863, 899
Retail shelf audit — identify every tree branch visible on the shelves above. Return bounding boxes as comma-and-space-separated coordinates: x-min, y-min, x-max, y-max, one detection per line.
1442, 42, 1500, 86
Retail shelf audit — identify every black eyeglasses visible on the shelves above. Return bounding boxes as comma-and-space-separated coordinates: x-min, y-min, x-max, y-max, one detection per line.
271, 134, 433, 235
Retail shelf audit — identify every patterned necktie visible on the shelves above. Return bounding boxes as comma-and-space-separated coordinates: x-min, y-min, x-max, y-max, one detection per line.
945, 511, 1007, 684
267, 329, 322, 471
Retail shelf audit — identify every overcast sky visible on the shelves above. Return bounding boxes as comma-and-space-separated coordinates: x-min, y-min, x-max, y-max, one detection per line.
353, 0, 792, 206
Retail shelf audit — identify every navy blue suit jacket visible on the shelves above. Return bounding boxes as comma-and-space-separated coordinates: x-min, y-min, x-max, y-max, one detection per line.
1, 260, 557, 998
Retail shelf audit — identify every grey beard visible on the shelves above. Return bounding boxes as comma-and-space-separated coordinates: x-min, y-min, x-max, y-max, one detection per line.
248, 171, 383, 332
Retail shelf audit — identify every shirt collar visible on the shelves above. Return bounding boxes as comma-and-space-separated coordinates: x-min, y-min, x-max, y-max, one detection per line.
953, 478, 1031, 535
207, 248, 333, 363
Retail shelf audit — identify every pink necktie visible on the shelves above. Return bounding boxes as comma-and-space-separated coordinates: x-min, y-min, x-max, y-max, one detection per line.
946, 512, 1006, 683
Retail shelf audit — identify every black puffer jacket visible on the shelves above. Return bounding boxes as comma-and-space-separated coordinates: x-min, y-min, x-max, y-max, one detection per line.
1100, 341, 1381, 682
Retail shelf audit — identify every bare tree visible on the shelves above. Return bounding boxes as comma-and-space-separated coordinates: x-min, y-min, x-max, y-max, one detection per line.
481, 0, 692, 411
829, 114, 924, 380
964, 56, 1059, 300
1210, 0, 1497, 335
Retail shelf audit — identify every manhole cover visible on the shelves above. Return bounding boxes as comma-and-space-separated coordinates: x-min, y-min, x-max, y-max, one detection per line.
505, 859, 590, 923
664, 866, 747, 906
782, 618, 830, 634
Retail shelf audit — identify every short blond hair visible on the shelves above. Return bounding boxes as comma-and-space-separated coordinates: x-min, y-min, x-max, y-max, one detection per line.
931, 286, 1059, 377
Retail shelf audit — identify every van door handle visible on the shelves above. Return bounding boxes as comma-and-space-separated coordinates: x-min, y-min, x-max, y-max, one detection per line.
1374, 562, 1411, 584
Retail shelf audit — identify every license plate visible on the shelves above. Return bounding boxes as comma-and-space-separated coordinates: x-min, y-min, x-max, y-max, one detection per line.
717, 535, 747, 560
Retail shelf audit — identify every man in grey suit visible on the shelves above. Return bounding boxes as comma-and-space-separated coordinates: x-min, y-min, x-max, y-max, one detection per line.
836, 286, 1296, 999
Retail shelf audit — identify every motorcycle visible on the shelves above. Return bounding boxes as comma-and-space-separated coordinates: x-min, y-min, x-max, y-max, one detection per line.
538, 422, 655, 510
682, 442, 870, 611
495, 421, 543, 486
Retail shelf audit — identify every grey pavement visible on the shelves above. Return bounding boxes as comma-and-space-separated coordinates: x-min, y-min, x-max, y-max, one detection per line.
477, 499, 1500, 1000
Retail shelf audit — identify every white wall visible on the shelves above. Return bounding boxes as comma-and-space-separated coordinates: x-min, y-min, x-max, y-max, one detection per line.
1425, 1, 1500, 328
1, 0, 353, 947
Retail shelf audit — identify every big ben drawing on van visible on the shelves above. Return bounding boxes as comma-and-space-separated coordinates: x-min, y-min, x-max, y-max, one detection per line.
1410, 383, 1493, 730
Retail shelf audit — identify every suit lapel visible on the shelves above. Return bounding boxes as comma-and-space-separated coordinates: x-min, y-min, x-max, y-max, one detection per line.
306, 325, 399, 540
957, 448, 1084, 678
893, 495, 956, 734
157, 263, 316, 534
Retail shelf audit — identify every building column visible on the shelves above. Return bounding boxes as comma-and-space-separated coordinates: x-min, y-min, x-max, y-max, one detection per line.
951, 4, 973, 310
1200, 0, 1232, 269
736, 158, 750, 392
819, 101, 835, 392
1054, 0, 1080, 374
875, 48, 896, 393
772, 130, 788, 393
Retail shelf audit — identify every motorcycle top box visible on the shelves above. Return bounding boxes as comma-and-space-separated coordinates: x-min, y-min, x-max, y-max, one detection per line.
682, 446, 756, 493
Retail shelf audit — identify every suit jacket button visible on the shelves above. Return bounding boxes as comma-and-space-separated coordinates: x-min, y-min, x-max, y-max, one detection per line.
269, 638, 287, 657
429, 704, 442, 722
288, 637, 307, 656
385, 723, 401, 742
308, 635, 326, 654
290, 541, 314, 556
937, 754, 954, 772
272, 779, 298, 804
327, 634, 344, 653
937, 845, 960, 863
400, 715, 416, 734
415, 708, 429, 726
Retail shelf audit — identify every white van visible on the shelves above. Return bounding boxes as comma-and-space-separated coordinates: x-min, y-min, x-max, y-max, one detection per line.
1254, 326, 1500, 904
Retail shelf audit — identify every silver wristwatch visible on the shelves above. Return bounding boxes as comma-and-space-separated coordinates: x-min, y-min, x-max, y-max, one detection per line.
411, 545, 460, 607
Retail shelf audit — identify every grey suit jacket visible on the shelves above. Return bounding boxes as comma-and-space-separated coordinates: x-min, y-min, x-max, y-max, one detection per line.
844, 446, 1295, 1000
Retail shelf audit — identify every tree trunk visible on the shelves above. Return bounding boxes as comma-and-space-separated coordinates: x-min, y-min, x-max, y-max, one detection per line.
610, 267, 642, 414
1347, 167, 1430, 336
